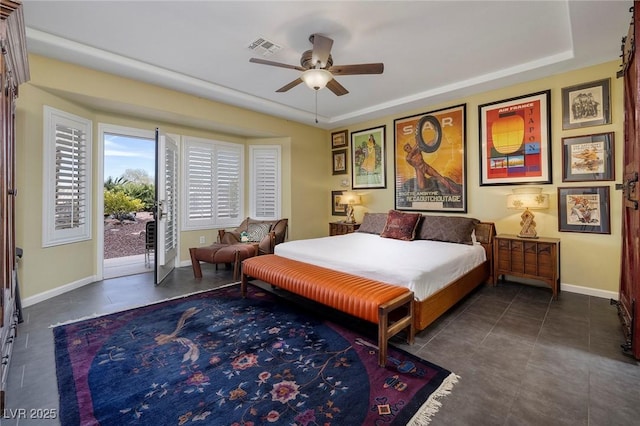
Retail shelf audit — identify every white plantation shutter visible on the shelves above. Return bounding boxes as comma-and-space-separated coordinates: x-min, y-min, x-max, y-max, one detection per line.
250, 145, 281, 220
185, 143, 214, 223
182, 137, 243, 230
163, 144, 179, 252
216, 144, 242, 221
43, 107, 92, 246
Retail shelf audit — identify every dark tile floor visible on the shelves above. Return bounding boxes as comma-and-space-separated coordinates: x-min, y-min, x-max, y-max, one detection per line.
4, 264, 640, 425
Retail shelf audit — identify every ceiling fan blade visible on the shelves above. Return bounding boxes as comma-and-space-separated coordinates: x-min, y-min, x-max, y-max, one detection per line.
250, 57, 305, 72
329, 63, 384, 75
326, 78, 349, 96
276, 78, 303, 93
311, 34, 333, 68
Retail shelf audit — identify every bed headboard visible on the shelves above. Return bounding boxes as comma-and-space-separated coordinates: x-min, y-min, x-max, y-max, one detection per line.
474, 222, 496, 283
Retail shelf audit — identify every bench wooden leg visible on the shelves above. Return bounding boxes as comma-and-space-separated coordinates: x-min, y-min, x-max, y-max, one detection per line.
377, 293, 414, 367
241, 273, 248, 298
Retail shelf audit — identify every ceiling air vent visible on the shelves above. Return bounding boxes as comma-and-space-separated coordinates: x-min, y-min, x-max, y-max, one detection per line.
248, 37, 282, 57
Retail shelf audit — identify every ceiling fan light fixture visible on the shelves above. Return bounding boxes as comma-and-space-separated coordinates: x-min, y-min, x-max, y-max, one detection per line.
301, 68, 333, 90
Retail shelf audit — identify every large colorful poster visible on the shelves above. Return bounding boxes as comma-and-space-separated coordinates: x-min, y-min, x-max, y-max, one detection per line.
479, 90, 552, 185
394, 104, 466, 212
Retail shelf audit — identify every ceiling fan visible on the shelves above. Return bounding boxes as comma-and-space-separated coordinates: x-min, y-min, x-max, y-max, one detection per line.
249, 34, 384, 96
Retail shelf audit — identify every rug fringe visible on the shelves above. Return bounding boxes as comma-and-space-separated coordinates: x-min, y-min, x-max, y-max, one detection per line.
407, 372, 460, 426
49, 281, 241, 328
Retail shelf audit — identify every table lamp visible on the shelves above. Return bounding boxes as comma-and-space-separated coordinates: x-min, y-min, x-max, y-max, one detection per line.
506, 187, 549, 238
341, 191, 361, 224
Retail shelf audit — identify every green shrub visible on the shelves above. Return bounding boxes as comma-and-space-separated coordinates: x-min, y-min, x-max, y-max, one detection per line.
123, 182, 155, 211
104, 189, 145, 222
104, 176, 129, 192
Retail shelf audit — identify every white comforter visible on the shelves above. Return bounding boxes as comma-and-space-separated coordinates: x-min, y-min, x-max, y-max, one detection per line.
274, 232, 486, 301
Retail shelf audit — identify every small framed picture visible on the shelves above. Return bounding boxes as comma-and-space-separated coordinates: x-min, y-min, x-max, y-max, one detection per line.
562, 78, 611, 130
562, 132, 615, 182
332, 149, 347, 175
331, 130, 348, 149
351, 125, 386, 189
558, 186, 610, 234
331, 190, 346, 216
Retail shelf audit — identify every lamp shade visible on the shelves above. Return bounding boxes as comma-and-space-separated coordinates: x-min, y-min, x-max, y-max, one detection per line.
340, 191, 361, 206
506, 187, 549, 210
301, 69, 333, 90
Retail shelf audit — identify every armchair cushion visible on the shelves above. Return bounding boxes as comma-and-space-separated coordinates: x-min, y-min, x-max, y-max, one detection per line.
247, 222, 271, 242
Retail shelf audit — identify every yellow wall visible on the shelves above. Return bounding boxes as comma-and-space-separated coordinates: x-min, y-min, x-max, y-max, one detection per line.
329, 60, 623, 296
15, 54, 622, 303
16, 55, 328, 301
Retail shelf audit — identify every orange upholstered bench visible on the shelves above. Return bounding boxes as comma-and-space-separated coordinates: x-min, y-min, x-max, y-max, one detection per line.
241, 254, 415, 367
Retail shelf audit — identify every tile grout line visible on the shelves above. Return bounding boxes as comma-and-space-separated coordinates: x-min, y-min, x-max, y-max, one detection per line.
502, 289, 553, 426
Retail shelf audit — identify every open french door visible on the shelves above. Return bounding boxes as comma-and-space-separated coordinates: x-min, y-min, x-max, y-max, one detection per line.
154, 129, 179, 285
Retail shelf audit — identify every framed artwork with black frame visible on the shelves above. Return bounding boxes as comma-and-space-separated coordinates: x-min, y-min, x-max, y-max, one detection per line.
478, 90, 552, 186
558, 186, 611, 234
331, 130, 348, 149
331, 190, 346, 216
561, 78, 611, 130
332, 149, 347, 175
393, 104, 467, 212
351, 125, 386, 189
562, 132, 615, 182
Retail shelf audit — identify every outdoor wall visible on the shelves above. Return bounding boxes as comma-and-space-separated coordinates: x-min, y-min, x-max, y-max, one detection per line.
329, 60, 623, 298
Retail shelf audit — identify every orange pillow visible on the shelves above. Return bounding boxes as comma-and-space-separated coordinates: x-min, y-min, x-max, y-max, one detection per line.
380, 210, 422, 241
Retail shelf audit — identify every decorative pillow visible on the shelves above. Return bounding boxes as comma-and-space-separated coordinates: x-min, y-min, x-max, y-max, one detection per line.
380, 210, 422, 241
356, 212, 388, 235
415, 215, 479, 245
247, 223, 271, 242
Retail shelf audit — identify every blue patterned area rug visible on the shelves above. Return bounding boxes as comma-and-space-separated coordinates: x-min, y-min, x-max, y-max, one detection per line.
53, 283, 458, 425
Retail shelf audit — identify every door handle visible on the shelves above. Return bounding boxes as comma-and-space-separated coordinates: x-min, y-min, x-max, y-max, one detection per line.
616, 172, 638, 210
155, 200, 165, 220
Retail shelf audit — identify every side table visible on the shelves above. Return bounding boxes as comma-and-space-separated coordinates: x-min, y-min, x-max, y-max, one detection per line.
493, 234, 561, 299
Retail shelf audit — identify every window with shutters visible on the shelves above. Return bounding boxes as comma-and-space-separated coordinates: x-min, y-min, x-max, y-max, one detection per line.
42, 106, 92, 247
181, 136, 244, 230
249, 145, 281, 220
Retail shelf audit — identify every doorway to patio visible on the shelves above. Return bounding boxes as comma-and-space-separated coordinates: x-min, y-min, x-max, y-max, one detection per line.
101, 127, 156, 279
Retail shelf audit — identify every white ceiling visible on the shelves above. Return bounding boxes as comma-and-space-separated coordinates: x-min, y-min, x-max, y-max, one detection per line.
22, 1, 633, 133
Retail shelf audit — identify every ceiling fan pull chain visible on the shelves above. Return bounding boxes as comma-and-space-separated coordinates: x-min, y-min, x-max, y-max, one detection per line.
315, 90, 318, 124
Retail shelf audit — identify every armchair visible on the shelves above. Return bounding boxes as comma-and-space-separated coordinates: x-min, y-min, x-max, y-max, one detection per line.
218, 217, 288, 255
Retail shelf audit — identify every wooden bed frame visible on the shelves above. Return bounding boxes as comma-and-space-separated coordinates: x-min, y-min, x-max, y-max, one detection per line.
413, 222, 495, 330
244, 221, 496, 333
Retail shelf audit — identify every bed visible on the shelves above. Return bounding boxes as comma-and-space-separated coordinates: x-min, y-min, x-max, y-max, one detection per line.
273, 211, 496, 331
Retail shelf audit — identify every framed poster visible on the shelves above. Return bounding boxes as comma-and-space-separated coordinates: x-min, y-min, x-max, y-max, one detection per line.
351, 125, 386, 189
331, 190, 346, 216
332, 149, 347, 175
331, 130, 348, 149
558, 186, 611, 234
562, 132, 615, 182
394, 104, 467, 212
479, 90, 552, 186
562, 78, 611, 130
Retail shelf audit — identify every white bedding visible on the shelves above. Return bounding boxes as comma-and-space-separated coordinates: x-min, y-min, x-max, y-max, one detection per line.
274, 232, 486, 301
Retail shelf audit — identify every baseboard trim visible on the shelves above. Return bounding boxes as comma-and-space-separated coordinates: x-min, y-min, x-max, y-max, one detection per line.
562, 283, 618, 301
21, 275, 98, 308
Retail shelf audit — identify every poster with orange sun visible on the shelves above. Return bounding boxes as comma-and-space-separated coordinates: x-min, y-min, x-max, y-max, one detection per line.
479, 90, 552, 185
394, 104, 466, 212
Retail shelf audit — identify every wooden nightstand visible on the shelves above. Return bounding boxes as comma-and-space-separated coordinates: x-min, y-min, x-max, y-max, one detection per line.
493, 234, 561, 299
329, 221, 360, 236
